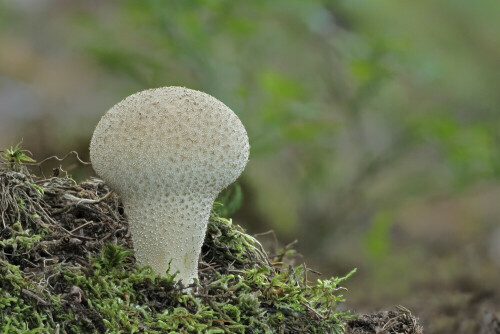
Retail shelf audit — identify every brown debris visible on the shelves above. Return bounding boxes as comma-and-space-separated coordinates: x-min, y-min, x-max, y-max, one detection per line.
345, 307, 424, 334
61, 285, 106, 333
480, 311, 500, 334
0, 169, 133, 274
21, 288, 50, 306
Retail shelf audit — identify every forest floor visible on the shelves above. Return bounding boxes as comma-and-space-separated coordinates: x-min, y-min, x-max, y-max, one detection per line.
0, 165, 428, 333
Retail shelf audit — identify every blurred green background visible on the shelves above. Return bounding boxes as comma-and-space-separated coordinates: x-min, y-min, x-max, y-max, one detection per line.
1, 1, 499, 331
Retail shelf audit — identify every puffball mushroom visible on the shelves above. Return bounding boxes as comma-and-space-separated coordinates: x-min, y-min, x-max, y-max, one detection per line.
90, 86, 249, 284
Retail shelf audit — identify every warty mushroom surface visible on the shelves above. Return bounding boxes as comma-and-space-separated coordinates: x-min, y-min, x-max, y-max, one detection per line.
90, 86, 249, 284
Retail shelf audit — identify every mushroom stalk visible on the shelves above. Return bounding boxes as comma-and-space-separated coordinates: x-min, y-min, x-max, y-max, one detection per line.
123, 192, 216, 284
90, 87, 249, 284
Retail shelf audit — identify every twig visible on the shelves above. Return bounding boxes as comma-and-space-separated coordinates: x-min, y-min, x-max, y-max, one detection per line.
63, 192, 113, 205
21, 288, 50, 306
69, 220, 94, 234
301, 300, 325, 320
33, 151, 91, 166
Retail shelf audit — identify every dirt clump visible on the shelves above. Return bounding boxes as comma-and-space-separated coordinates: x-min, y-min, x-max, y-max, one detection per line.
345, 307, 423, 334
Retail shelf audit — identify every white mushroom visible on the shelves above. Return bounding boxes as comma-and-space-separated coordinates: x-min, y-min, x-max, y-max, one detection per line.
90, 86, 249, 284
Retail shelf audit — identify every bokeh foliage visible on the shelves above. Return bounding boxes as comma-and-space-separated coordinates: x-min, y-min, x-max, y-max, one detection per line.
69, 0, 500, 235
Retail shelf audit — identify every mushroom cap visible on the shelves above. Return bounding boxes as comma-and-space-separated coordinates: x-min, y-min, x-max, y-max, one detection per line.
90, 86, 249, 200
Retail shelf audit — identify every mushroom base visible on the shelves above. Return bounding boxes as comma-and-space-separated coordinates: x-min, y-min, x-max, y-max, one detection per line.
123, 193, 216, 285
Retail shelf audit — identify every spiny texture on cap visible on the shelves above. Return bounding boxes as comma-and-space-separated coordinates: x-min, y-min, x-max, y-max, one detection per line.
90, 86, 249, 284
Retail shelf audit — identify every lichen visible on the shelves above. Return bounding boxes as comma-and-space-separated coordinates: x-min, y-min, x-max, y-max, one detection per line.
0, 164, 354, 333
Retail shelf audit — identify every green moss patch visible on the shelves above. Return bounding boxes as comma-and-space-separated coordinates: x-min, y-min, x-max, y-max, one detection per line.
0, 166, 356, 333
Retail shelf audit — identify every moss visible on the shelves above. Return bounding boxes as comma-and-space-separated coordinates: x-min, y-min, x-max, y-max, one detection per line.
0, 162, 354, 333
